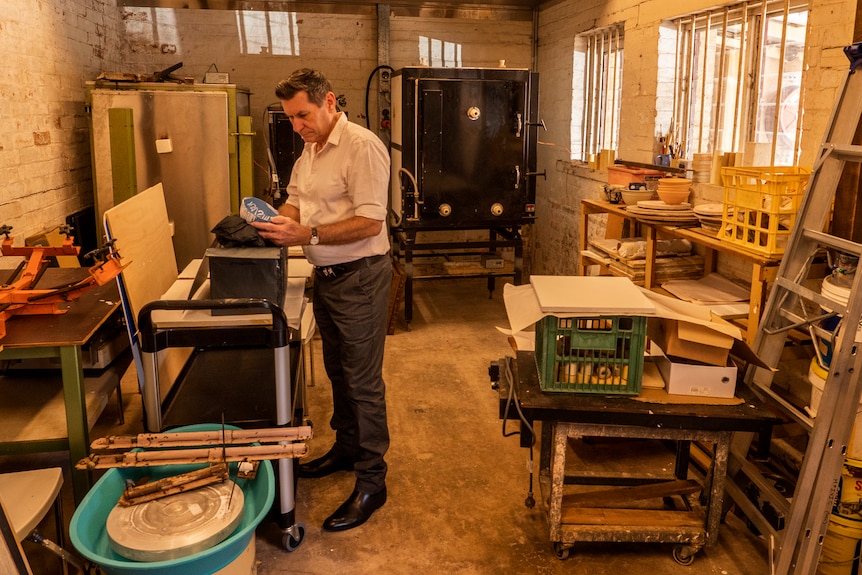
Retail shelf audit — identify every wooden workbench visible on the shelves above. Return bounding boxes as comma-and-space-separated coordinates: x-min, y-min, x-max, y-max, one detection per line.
0, 268, 125, 504
498, 351, 779, 564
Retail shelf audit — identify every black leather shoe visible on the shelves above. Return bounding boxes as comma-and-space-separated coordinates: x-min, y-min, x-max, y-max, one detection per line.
298, 447, 355, 478
322, 488, 387, 531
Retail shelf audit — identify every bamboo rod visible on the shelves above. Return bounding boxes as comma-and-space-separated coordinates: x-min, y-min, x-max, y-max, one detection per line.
90, 426, 313, 451
77, 443, 308, 470
119, 463, 230, 506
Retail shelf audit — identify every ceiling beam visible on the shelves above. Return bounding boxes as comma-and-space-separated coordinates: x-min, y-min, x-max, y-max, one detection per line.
117, 1, 539, 21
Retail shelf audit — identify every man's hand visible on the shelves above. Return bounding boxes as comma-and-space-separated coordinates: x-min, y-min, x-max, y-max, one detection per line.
252, 216, 310, 247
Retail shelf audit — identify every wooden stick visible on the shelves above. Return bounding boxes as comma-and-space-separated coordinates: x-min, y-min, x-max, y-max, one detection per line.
119, 463, 230, 506
76, 443, 308, 470
90, 426, 313, 451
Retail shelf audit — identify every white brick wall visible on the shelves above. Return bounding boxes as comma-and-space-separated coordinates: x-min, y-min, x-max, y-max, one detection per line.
1, 4, 532, 251
0, 0, 121, 244
2, 1, 855, 285
532, 0, 857, 279
114, 7, 533, 199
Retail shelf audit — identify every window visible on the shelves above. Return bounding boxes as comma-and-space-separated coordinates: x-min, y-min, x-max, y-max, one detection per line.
418, 36, 462, 67
571, 24, 624, 161
666, 0, 809, 166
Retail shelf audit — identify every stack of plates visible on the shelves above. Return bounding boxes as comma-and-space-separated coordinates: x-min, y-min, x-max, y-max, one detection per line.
693, 203, 730, 235
626, 200, 699, 225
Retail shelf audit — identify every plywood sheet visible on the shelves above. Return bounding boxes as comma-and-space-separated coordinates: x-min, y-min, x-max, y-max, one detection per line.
529, 275, 655, 315
104, 183, 179, 325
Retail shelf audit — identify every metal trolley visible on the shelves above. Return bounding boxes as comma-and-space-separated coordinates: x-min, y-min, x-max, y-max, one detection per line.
137, 298, 307, 551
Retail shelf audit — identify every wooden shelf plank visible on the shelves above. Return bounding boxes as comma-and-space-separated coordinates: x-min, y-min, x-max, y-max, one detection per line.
561, 506, 706, 528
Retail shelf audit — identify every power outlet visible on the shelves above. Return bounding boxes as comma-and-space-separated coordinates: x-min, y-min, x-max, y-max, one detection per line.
379, 70, 391, 92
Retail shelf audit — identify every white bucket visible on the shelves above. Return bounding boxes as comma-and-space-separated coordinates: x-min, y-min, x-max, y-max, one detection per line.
807, 357, 828, 418
822, 275, 851, 308
807, 357, 862, 460
817, 277, 862, 368
817, 513, 862, 575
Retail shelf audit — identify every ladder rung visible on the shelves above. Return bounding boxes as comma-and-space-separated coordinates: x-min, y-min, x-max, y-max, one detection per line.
826, 143, 862, 162
772, 276, 849, 320
800, 229, 862, 256
773, 307, 838, 335
751, 380, 814, 431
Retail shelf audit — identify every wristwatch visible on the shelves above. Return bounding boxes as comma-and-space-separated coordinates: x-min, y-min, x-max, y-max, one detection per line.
309, 227, 320, 245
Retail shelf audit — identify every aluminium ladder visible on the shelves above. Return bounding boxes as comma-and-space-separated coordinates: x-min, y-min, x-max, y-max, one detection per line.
727, 43, 862, 575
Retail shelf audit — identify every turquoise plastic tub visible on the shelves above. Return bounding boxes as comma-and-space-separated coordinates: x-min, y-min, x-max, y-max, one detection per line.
70, 424, 274, 575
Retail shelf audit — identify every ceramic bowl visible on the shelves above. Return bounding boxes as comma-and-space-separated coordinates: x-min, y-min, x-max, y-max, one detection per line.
621, 189, 654, 205
657, 188, 690, 205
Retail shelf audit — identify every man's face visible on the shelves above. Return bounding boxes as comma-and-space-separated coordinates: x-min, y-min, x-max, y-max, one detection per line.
281, 90, 336, 146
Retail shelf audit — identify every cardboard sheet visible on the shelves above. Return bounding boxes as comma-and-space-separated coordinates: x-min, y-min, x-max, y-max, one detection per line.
634, 387, 744, 406
500, 281, 741, 340
661, 273, 751, 304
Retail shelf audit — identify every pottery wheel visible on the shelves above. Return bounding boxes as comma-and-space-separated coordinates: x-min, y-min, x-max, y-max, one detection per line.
106, 480, 244, 562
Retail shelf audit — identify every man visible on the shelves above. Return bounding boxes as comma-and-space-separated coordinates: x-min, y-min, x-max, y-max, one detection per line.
253, 68, 391, 531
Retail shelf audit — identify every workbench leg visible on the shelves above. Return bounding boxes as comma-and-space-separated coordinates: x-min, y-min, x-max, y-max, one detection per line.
747, 263, 767, 344
548, 422, 567, 544
60, 345, 91, 505
706, 434, 731, 546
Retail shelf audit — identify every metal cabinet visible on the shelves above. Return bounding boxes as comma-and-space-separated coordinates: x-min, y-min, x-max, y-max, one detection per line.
86, 82, 254, 269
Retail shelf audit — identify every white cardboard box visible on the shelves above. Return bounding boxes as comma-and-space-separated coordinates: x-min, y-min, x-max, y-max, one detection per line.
652, 345, 737, 399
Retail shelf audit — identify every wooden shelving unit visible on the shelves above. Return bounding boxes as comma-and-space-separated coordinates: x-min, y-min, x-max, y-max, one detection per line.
578, 199, 782, 342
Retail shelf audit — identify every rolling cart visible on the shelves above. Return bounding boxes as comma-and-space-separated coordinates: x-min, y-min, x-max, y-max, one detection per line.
137, 298, 306, 551
496, 351, 779, 564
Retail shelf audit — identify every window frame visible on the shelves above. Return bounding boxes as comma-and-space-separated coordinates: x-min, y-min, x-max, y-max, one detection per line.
668, 0, 809, 166
571, 23, 624, 162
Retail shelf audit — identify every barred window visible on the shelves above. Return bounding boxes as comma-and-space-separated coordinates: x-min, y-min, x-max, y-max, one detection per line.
666, 0, 809, 166
571, 24, 624, 161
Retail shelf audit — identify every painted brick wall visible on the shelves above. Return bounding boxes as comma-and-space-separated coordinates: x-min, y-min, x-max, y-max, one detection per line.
3, 1, 854, 284
0, 0, 121, 243
114, 7, 533, 204
1, 4, 532, 251
532, 0, 857, 280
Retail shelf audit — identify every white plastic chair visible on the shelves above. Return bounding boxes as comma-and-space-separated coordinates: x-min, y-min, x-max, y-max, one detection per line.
0, 468, 65, 574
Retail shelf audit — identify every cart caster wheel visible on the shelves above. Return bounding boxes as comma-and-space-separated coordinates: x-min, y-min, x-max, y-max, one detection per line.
553, 542, 571, 560
524, 493, 536, 509
282, 524, 305, 552
672, 544, 696, 566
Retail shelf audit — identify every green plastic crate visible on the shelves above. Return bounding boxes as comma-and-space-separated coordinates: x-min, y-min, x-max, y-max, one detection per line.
535, 314, 646, 394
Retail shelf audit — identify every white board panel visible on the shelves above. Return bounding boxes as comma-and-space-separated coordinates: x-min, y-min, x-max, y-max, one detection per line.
529, 275, 655, 315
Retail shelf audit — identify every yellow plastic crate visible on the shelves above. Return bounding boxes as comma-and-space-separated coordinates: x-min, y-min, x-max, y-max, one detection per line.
720, 166, 811, 256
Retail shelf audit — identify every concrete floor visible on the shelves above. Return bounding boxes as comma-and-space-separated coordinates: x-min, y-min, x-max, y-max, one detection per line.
5, 276, 770, 574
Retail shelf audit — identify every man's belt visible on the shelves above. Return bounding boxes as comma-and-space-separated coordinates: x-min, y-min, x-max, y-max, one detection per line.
315, 254, 387, 279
